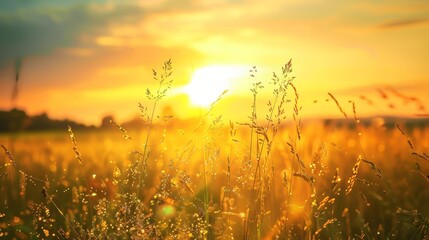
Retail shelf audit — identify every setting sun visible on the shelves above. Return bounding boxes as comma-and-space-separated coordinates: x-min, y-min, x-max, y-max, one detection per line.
182, 65, 247, 107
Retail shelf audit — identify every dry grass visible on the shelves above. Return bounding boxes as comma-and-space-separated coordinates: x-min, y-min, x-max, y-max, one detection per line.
1, 60, 429, 239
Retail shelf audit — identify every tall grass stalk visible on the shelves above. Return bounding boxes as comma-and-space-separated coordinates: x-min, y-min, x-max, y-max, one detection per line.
137, 59, 173, 191
245, 60, 294, 239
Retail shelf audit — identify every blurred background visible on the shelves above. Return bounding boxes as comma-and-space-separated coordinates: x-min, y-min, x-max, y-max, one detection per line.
0, 0, 428, 126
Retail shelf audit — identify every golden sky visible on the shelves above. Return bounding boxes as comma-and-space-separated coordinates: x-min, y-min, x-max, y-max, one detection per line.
0, 0, 428, 125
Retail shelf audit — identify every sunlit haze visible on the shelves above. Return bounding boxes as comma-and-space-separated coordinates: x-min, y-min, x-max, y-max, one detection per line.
181, 65, 248, 107
0, 0, 428, 125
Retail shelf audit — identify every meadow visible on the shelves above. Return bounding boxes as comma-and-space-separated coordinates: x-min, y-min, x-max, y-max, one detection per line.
1, 61, 429, 239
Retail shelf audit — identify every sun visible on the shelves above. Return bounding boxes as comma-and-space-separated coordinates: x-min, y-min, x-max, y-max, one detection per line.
183, 65, 246, 107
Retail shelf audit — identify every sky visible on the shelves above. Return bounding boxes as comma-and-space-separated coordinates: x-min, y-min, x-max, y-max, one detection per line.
0, 0, 428, 125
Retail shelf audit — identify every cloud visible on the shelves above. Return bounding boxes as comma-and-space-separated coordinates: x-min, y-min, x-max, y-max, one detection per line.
0, 0, 336, 68
0, 2, 146, 67
378, 18, 429, 29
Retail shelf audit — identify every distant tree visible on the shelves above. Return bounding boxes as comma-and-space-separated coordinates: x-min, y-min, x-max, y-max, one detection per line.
101, 115, 115, 128
0, 109, 29, 132
0, 109, 92, 132
161, 105, 174, 120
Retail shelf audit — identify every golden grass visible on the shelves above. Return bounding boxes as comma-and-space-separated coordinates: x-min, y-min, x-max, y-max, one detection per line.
0, 60, 429, 239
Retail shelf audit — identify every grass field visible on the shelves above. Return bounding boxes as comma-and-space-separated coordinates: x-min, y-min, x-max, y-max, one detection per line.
1, 62, 429, 239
